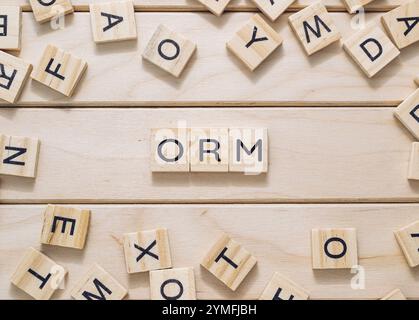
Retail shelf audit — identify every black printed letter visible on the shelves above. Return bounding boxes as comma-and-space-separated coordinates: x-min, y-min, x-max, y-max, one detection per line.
160, 279, 183, 300
303, 15, 332, 44
397, 17, 419, 36
324, 237, 347, 259
3, 146, 26, 166
101, 12, 124, 32
246, 26, 269, 48
199, 139, 221, 162
0, 15, 8, 36
0, 63, 17, 90
409, 105, 419, 123
135, 240, 159, 262
45, 58, 65, 81
215, 247, 238, 269
157, 139, 184, 162
38, 0, 56, 6
51, 216, 76, 236
158, 39, 180, 61
82, 279, 112, 300
360, 38, 383, 62
27, 268, 52, 290
236, 139, 263, 162
273, 288, 294, 300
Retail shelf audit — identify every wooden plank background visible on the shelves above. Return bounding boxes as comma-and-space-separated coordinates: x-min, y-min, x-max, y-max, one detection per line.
2, 12, 417, 106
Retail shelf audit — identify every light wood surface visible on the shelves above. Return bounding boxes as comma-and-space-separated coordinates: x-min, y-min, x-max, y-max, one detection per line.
3, 12, 418, 106
3, 204, 419, 300
1, 108, 419, 203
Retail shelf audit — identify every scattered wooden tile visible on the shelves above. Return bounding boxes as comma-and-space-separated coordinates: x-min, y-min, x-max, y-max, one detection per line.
415, 74, 419, 85
311, 228, 358, 269
342, 0, 375, 14
394, 89, 419, 139
150, 267, 196, 300
29, 0, 74, 23
190, 128, 229, 172
142, 24, 196, 78
40, 204, 90, 250
123, 228, 172, 273
381, 0, 419, 49
251, 0, 295, 21
227, 14, 282, 71
71, 264, 127, 300
89, 0, 137, 44
201, 234, 257, 291
381, 288, 407, 300
11, 247, 66, 300
408, 143, 419, 180
343, 24, 400, 78
395, 220, 419, 267
259, 272, 309, 300
150, 128, 190, 172
197, 0, 232, 16
31, 45, 87, 97
0, 134, 39, 178
0, 51, 32, 103
0, 6, 22, 51
288, 2, 341, 55
229, 128, 268, 173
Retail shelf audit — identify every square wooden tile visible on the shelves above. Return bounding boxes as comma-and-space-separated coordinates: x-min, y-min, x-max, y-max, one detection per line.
123, 228, 172, 273
32, 44, 87, 97
259, 272, 309, 300
11, 247, 66, 300
0, 50, 32, 103
40, 204, 91, 249
201, 234, 257, 291
150, 267, 196, 300
311, 228, 358, 269
229, 128, 268, 173
71, 264, 128, 300
0, 134, 40, 178
90, 0, 137, 44
150, 128, 190, 172
29, 0, 74, 23
381, 288, 407, 300
343, 24, 400, 78
381, 0, 419, 49
394, 89, 419, 140
227, 14, 282, 71
197, 0, 232, 16
395, 220, 419, 267
408, 143, 419, 180
142, 24, 196, 78
288, 2, 341, 55
251, 0, 295, 21
190, 128, 229, 172
342, 0, 375, 14
0, 6, 22, 51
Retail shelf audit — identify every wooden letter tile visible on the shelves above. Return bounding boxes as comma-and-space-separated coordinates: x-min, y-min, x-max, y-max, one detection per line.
29, 0, 74, 23
197, 0, 232, 16
71, 264, 127, 300
342, 0, 375, 14
288, 2, 341, 55
190, 128, 229, 172
31, 45, 87, 97
395, 220, 419, 267
343, 24, 400, 78
40, 204, 90, 249
142, 25, 196, 78
259, 272, 309, 300
150, 267, 196, 300
0, 134, 39, 178
381, 0, 419, 49
11, 247, 66, 300
251, 0, 295, 21
227, 14, 282, 71
229, 128, 268, 173
123, 228, 172, 273
201, 234, 257, 291
0, 51, 32, 103
311, 228, 358, 269
151, 128, 190, 172
381, 289, 407, 300
0, 6, 21, 51
394, 89, 419, 139
90, 0, 137, 44
408, 142, 419, 180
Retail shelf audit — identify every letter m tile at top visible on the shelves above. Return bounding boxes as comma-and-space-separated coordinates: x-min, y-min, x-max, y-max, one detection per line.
227, 14, 283, 71
394, 89, 419, 140
31, 45, 88, 97
342, 23, 400, 78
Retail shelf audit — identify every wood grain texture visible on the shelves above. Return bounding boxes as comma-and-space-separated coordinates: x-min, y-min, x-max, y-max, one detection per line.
2, 204, 419, 299
4, 12, 418, 106
1, 108, 419, 203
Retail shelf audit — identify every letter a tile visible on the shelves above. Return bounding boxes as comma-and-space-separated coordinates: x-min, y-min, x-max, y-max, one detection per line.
11, 247, 66, 300
197, 0, 232, 16
142, 25, 196, 78
227, 14, 283, 71
31, 45, 88, 97
251, 0, 295, 21
40, 204, 91, 250
29, 0, 74, 23
394, 89, 419, 140
288, 2, 341, 55
342, 23, 400, 78
259, 272, 309, 300
395, 220, 419, 267
150, 267, 197, 300
201, 234, 257, 291
0, 6, 22, 51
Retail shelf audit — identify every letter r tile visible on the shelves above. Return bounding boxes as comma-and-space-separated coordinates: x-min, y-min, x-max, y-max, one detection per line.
342, 23, 400, 78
